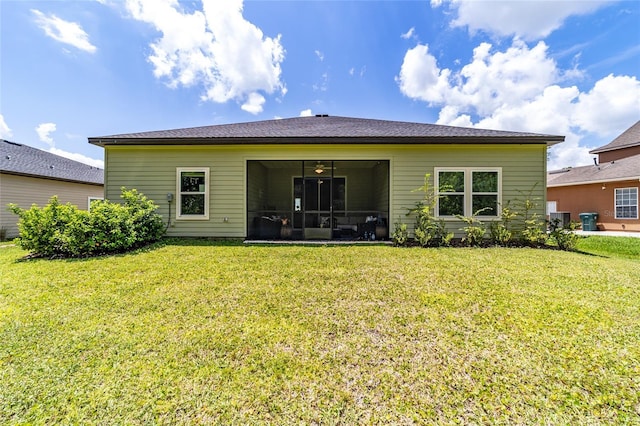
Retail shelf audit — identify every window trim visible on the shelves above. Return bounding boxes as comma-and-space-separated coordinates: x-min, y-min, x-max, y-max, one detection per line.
176, 167, 210, 220
88, 196, 103, 210
614, 187, 638, 220
435, 167, 502, 218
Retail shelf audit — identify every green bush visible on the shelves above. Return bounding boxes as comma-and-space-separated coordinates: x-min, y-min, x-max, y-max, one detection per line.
457, 209, 488, 247
514, 186, 548, 247
121, 188, 165, 245
8, 196, 78, 256
9, 188, 164, 257
391, 221, 409, 247
549, 219, 580, 251
413, 209, 452, 247
489, 205, 517, 246
408, 174, 453, 247
395, 177, 578, 252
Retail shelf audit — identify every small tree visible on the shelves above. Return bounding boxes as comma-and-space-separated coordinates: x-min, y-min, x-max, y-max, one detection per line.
408, 174, 453, 247
514, 185, 548, 247
489, 204, 517, 246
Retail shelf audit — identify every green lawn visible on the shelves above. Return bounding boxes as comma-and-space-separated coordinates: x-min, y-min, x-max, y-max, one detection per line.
1, 238, 639, 424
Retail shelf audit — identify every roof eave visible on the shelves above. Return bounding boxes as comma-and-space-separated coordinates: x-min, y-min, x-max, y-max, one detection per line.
589, 142, 640, 154
548, 175, 640, 187
89, 135, 564, 147
0, 170, 104, 186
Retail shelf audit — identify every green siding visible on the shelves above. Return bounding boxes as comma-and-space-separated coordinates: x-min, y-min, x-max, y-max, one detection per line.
104, 144, 547, 238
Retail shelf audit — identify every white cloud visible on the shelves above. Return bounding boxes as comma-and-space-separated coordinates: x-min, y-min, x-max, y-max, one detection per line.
397, 39, 640, 169
399, 40, 558, 116
0, 114, 13, 139
572, 74, 640, 137
241, 92, 266, 114
35, 122, 57, 147
436, 0, 610, 41
315, 50, 324, 61
547, 136, 594, 171
401, 27, 415, 40
299, 109, 313, 117
31, 9, 97, 53
33, 122, 103, 167
396, 43, 451, 105
48, 147, 104, 169
125, 0, 285, 114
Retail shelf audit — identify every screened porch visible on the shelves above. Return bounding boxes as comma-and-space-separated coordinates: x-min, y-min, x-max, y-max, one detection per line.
247, 160, 389, 240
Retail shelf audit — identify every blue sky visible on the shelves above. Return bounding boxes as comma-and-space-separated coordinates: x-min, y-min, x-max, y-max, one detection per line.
1, 0, 639, 170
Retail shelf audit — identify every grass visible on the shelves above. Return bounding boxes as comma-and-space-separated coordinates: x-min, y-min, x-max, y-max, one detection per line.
576, 235, 640, 260
1, 238, 639, 424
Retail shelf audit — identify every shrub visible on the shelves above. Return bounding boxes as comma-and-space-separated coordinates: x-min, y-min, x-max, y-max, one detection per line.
8, 196, 78, 256
408, 174, 453, 247
121, 188, 165, 246
58, 204, 136, 256
514, 186, 548, 247
549, 219, 580, 251
413, 209, 452, 247
489, 205, 517, 246
457, 209, 488, 247
10, 188, 164, 257
391, 221, 409, 247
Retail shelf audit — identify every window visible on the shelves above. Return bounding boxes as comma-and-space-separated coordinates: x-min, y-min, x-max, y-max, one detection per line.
615, 187, 638, 219
436, 168, 501, 217
177, 168, 209, 219
438, 171, 465, 216
472, 171, 499, 216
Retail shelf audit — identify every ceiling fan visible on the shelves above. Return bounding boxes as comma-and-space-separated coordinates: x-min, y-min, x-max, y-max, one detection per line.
309, 162, 336, 174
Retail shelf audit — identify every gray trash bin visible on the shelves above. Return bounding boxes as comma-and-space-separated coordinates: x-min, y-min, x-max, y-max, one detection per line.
579, 212, 598, 231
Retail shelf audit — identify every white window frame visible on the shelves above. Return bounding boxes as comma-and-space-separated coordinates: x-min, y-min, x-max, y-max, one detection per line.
614, 187, 638, 219
176, 167, 210, 220
88, 196, 103, 210
435, 167, 502, 218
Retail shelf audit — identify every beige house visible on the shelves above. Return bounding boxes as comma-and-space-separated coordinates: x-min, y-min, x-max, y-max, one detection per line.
1, 140, 104, 239
89, 115, 563, 240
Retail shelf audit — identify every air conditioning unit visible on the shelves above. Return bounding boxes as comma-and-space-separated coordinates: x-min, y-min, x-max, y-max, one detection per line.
549, 212, 571, 228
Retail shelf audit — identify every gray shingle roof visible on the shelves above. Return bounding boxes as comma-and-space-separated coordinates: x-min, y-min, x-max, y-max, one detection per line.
547, 153, 640, 186
1, 140, 103, 185
89, 115, 564, 146
590, 120, 640, 154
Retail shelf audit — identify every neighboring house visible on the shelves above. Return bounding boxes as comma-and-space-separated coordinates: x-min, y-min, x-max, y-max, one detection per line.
547, 120, 640, 232
89, 115, 564, 240
0, 140, 104, 239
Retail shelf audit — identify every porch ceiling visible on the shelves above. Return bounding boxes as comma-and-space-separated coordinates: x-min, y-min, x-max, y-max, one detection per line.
256, 160, 381, 169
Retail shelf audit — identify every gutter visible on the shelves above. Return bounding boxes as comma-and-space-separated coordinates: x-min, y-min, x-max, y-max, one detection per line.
88, 136, 565, 147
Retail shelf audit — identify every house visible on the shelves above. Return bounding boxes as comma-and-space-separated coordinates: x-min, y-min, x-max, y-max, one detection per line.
89, 115, 564, 240
0, 140, 104, 239
547, 120, 640, 232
